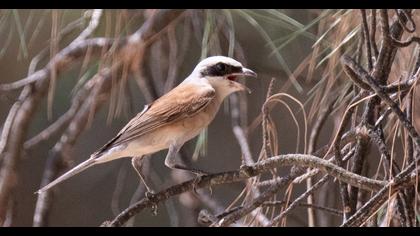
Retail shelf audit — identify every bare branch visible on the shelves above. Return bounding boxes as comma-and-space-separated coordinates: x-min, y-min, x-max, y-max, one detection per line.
105, 153, 387, 227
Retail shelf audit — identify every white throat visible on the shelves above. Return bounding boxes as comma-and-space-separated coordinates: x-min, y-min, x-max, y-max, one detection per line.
206, 77, 239, 101
182, 72, 241, 102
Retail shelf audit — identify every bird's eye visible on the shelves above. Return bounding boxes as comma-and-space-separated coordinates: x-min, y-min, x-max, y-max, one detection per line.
216, 63, 227, 73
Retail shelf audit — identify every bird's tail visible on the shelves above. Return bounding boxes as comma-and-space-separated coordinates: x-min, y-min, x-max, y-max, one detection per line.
35, 158, 97, 194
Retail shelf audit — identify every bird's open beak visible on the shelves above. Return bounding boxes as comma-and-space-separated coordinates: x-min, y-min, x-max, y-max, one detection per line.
240, 68, 257, 78
228, 67, 257, 93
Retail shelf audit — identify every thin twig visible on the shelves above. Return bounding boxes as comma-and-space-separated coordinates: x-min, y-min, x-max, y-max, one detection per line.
342, 55, 420, 148
361, 10, 373, 71
268, 174, 331, 226
342, 161, 419, 227
370, 9, 379, 58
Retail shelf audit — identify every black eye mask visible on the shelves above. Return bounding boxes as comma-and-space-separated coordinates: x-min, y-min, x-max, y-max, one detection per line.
201, 63, 242, 77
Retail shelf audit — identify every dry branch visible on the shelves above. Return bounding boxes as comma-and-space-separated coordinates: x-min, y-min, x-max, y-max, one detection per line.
104, 153, 387, 227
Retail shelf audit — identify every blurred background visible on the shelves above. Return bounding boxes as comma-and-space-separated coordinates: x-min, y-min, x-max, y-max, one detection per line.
0, 9, 419, 227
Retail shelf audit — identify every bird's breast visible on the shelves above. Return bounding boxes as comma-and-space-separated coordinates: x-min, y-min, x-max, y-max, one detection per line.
179, 98, 221, 138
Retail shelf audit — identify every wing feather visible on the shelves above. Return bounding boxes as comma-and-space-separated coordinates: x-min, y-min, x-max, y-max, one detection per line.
93, 83, 215, 157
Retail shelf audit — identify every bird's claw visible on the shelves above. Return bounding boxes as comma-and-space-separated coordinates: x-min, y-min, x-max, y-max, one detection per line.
239, 164, 254, 177
192, 173, 205, 197
144, 190, 158, 216
191, 170, 214, 196
145, 190, 156, 200
151, 204, 158, 216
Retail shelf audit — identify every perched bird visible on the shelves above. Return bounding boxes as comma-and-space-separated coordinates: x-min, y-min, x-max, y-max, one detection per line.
36, 56, 257, 195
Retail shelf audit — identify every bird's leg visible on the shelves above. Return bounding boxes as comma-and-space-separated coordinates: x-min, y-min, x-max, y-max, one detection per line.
164, 143, 212, 195
164, 144, 210, 175
131, 156, 156, 199
131, 156, 159, 215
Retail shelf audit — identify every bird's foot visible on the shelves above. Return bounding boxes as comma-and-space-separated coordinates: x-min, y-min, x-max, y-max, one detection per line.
144, 190, 158, 216
239, 164, 255, 177
190, 170, 213, 197
192, 173, 204, 197
145, 190, 156, 200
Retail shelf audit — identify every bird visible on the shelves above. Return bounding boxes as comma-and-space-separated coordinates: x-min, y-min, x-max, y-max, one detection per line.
36, 56, 257, 195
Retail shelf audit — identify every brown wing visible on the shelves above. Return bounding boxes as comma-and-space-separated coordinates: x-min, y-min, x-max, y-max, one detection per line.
92, 83, 215, 157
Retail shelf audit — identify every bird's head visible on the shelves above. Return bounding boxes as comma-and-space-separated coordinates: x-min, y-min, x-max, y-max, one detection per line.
189, 56, 257, 97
